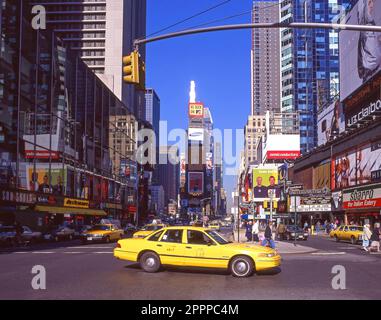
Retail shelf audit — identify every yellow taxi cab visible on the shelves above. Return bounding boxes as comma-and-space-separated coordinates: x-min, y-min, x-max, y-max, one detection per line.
132, 224, 166, 239
330, 225, 364, 244
114, 226, 281, 278
208, 221, 221, 231
81, 224, 124, 244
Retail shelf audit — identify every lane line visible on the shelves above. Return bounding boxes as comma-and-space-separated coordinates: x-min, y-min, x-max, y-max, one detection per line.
68, 246, 113, 249
311, 252, 346, 256
32, 252, 54, 254
93, 252, 113, 254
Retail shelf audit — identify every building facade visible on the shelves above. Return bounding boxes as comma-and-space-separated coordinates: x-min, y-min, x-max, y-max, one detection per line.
244, 115, 266, 165
280, 0, 348, 154
251, 0, 281, 115
0, 0, 137, 228
29, 0, 147, 120
158, 146, 180, 206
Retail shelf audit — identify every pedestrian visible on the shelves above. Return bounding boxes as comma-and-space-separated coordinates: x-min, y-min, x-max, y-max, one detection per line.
316, 221, 321, 234
362, 224, 372, 252
14, 221, 23, 246
276, 222, 286, 241
262, 222, 275, 249
245, 221, 253, 242
252, 219, 260, 243
370, 223, 380, 253
303, 221, 309, 232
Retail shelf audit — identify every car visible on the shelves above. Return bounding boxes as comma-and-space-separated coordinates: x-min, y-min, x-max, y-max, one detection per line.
74, 225, 92, 239
80, 224, 124, 244
124, 223, 138, 238
0, 226, 17, 246
330, 225, 364, 244
114, 226, 281, 278
208, 221, 221, 231
132, 224, 166, 239
282, 225, 309, 241
21, 226, 42, 243
44, 226, 75, 242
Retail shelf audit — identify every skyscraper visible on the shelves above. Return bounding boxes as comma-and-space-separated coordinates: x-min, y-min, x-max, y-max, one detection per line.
280, 0, 349, 154
145, 89, 160, 181
251, 0, 281, 115
158, 146, 180, 206
30, 0, 147, 119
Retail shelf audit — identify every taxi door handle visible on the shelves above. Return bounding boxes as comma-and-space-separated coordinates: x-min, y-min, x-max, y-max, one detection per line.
186, 246, 192, 249
157, 244, 162, 247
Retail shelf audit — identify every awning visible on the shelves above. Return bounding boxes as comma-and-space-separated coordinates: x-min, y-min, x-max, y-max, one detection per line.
35, 205, 107, 216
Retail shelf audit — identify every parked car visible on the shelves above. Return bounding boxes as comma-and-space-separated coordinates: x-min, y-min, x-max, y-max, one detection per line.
74, 225, 92, 239
80, 224, 124, 244
133, 224, 166, 238
0, 226, 17, 246
282, 225, 309, 241
44, 226, 75, 242
208, 221, 221, 231
330, 225, 363, 244
21, 226, 42, 243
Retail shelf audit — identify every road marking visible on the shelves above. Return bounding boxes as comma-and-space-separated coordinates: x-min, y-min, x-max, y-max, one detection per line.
93, 252, 113, 254
64, 252, 84, 254
14, 252, 28, 254
68, 247, 113, 249
312, 252, 346, 256
337, 247, 358, 250
32, 252, 54, 254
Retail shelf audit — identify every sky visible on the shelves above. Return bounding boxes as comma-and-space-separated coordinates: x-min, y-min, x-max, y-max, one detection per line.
146, 0, 254, 208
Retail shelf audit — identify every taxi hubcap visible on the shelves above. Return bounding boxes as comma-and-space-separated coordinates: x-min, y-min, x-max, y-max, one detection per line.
146, 257, 155, 267
235, 261, 248, 273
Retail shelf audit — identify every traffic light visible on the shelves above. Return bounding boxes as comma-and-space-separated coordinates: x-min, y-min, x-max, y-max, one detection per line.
123, 50, 145, 90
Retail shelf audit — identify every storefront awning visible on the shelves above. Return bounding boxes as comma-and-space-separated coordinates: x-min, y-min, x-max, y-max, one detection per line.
35, 205, 107, 216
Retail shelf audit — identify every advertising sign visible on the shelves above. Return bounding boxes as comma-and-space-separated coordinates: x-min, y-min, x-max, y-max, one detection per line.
188, 128, 204, 142
188, 172, 204, 196
189, 103, 204, 118
63, 198, 90, 209
313, 162, 331, 190
317, 100, 345, 146
180, 153, 186, 188
27, 164, 66, 194
252, 167, 280, 200
264, 135, 300, 160
343, 183, 381, 210
333, 150, 357, 189
340, 0, 381, 101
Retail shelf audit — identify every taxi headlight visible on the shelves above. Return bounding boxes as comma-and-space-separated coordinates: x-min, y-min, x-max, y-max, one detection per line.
258, 252, 276, 258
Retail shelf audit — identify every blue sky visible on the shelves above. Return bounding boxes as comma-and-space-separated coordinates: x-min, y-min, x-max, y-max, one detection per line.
146, 0, 254, 206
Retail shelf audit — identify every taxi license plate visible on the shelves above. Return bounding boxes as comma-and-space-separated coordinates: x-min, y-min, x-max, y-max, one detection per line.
299, 235, 304, 239
87, 237, 93, 241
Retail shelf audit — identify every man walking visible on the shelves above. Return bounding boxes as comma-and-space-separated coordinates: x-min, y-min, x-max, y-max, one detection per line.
362, 223, 372, 252
370, 223, 380, 252
262, 221, 275, 249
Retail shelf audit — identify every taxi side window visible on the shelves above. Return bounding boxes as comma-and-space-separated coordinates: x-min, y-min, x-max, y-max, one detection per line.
187, 230, 212, 245
148, 230, 164, 242
161, 230, 183, 243
343, 226, 349, 231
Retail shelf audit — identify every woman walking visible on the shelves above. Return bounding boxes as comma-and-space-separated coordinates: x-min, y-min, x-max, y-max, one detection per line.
362, 224, 372, 252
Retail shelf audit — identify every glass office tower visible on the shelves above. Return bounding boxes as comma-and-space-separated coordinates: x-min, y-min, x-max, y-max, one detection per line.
280, 0, 350, 154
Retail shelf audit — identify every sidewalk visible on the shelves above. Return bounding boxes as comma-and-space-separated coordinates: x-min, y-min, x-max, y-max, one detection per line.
229, 229, 318, 255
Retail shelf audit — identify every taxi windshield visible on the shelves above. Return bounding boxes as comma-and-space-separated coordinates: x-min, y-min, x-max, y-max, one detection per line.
349, 226, 363, 231
205, 230, 230, 245
142, 225, 162, 231
89, 225, 110, 231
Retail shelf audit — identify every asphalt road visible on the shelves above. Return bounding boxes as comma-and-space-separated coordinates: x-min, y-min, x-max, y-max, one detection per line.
0, 236, 380, 300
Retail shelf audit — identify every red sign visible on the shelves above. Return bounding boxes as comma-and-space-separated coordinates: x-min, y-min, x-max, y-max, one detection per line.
266, 151, 301, 160
189, 103, 204, 119
343, 184, 381, 210
25, 150, 60, 160
128, 206, 137, 213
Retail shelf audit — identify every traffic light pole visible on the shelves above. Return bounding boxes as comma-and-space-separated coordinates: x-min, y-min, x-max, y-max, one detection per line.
134, 22, 381, 48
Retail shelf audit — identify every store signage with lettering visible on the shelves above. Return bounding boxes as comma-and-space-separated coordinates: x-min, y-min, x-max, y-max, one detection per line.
343, 183, 381, 209
63, 198, 89, 209
0, 189, 36, 204
347, 99, 381, 128
371, 169, 381, 182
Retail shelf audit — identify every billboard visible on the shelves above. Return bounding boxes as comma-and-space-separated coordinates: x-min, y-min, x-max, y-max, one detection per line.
340, 0, 381, 101
188, 172, 204, 196
317, 100, 345, 146
189, 103, 204, 119
313, 162, 331, 190
252, 167, 280, 200
188, 128, 204, 142
332, 140, 381, 189
264, 135, 300, 160
343, 183, 381, 210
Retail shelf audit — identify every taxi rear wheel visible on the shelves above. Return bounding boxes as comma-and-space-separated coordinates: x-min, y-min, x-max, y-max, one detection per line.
230, 256, 254, 278
335, 235, 340, 242
140, 252, 161, 273
350, 236, 356, 245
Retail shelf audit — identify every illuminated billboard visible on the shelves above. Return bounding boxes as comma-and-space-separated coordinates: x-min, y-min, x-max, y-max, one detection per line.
317, 100, 345, 146
188, 172, 204, 196
252, 167, 280, 200
189, 103, 204, 118
340, 0, 381, 101
188, 128, 204, 142
263, 135, 300, 161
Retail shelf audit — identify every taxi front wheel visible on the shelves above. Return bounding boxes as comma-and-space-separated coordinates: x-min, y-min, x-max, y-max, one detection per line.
140, 252, 161, 273
230, 256, 254, 278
